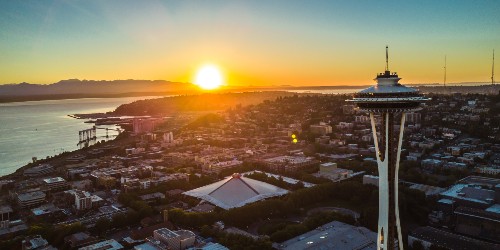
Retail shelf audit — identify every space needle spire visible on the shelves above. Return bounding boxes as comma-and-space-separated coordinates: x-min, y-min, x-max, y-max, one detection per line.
347, 47, 430, 250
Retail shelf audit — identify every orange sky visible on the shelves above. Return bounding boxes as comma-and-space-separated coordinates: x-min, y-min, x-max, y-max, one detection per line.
0, 1, 498, 86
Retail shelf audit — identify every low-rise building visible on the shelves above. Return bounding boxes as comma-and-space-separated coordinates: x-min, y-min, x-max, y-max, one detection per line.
363, 175, 379, 187
264, 156, 317, 172
23, 164, 54, 177
153, 228, 195, 250
203, 159, 242, 174
79, 239, 124, 250
43, 177, 68, 191
22, 235, 56, 250
408, 226, 499, 250
64, 232, 98, 249
278, 221, 377, 250
17, 191, 46, 208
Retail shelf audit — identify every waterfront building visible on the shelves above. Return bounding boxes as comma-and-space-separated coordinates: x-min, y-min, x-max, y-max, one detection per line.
153, 228, 195, 250
23, 164, 54, 177
17, 191, 46, 208
348, 47, 429, 249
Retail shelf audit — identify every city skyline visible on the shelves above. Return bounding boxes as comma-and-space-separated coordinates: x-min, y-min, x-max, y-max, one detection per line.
1, 0, 499, 86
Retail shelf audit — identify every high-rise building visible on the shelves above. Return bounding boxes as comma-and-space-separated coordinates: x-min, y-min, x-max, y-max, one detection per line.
348, 47, 429, 249
132, 118, 162, 134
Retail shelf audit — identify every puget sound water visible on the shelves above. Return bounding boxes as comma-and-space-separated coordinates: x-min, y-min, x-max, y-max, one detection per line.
0, 88, 362, 177
0, 96, 159, 176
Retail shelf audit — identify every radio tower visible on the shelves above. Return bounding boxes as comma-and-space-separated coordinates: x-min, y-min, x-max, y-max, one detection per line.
444, 55, 447, 88
492, 49, 495, 85
348, 47, 429, 249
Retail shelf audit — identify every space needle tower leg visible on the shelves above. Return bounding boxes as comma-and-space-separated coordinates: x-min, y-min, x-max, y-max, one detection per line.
370, 113, 406, 250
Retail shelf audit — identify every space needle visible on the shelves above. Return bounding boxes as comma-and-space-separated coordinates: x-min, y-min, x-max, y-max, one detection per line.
348, 47, 429, 249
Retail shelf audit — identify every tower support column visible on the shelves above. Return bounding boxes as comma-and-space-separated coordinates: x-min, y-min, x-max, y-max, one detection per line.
370, 113, 406, 250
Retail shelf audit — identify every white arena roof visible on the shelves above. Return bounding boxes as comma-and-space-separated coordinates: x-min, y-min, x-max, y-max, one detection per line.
183, 173, 288, 210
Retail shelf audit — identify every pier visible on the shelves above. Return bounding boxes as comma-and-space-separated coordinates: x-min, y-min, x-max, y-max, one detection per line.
78, 126, 96, 144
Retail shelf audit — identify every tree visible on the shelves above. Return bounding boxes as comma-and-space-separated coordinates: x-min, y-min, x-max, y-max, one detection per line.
94, 217, 111, 236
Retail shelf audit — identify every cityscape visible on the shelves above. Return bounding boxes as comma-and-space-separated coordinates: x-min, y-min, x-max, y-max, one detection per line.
1, 1, 500, 250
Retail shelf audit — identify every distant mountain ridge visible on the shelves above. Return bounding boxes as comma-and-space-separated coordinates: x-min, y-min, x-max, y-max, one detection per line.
0, 79, 197, 96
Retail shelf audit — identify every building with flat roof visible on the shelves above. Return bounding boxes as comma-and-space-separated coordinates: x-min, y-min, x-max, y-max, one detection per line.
264, 155, 317, 172
17, 191, 46, 208
153, 228, 195, 250
454, 206, 500, 243
64, 232, 98, 249
66, 190, 93, 210
188, 243, 229, 250
440, 183, 496, 209
23, 164, 54, 177
183, 173, 288, 210
22, 235, 56, 250
409, 184, 445, 197
202, 159, 242, 174
409, 226, 499, 250
43, 177, 68, 191
31, 203, 62, 219
278, 221, 377, 250
78, 239, 124, 250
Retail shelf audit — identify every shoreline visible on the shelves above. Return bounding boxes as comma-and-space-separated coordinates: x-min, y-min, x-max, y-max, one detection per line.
0, 131, 129, 180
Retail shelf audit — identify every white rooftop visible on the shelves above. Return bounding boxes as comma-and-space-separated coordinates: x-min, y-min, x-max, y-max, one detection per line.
183, 173, 288, 210
43, 177, 66, 184
486, 204, 500, 214
279, 221, 377, 250
440, 184, 495, 204
79, 239, 123, 250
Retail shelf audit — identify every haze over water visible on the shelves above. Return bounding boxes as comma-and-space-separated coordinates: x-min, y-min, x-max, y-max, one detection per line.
0, 96, 157, 176
0, 88, 365, 177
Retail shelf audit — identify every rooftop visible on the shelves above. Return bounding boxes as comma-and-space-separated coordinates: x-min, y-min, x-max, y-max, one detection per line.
440, 184, 495, 204
0, 205, 13, 214
455, 206, 500, 223
410, 226, 499, 250
78, 239, 123, 250
43, 176, 66, 184
279, 221, 377, 250
31, 203, 60, 216
183, 174, 288, 210
17, 191, 46, 202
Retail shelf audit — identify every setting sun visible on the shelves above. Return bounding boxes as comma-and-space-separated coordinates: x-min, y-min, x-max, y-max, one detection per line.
194, 65, 223, 90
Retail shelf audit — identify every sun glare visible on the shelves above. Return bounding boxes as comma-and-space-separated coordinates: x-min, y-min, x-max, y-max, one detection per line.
194, 65, 223, 90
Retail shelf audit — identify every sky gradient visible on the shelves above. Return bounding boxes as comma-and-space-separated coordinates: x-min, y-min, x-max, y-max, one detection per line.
1, 0, 499, 86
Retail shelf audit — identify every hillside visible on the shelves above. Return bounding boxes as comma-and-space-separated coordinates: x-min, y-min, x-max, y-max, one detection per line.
112, 91, 307, 115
